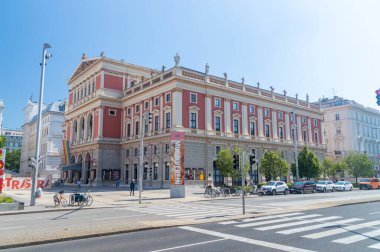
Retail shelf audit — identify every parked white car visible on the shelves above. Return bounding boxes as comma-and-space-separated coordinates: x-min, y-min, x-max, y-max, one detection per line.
334, 181, 353, 191
261, 181, 289, 195
316, 181, 335, 192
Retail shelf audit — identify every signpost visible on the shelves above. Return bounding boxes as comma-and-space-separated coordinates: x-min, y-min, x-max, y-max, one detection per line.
0, 148, 6, 193
170, 132, 185, 198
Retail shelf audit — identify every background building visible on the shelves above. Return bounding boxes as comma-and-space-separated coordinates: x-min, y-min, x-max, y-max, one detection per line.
63, 54, 326, 187
19, 99, 66, 179
320, 96, 380, 176
2, 128, 23, 152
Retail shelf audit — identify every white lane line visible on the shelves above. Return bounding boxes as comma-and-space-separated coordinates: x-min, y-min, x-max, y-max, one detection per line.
303, 220, 380, 239
236, 214, 321, 228
370, 212, 380, 215
332, 229, 380, 244
93, 214, 147, 221
218, 221, 238, 225
150, 238, 226, 252
256, 216, 341, 231
179, 226, 316, 252
176, 210, 240, 219
241, 212, 304, 223
369, 243, 380, 249
0, 226, 25, 230
277, 218, 363, 235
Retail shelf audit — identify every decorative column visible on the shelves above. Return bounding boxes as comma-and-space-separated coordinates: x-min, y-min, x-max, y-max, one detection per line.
258, 106, 264, 138
100, 71, 105, 89
308, 118, 313, 144
285, 113, 291, 141
242, 103, 248, 136
272, 109, 278, 140
297, 116, 302, 142
206, 95, 212, 132
98, 107, 104, 138
172, 89, 183, 128
224, 99, 231, 134
84, 114, 88, 141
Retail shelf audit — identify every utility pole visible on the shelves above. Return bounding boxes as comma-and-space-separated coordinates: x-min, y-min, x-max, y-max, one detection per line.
241, 152, 245, 215
138, 112, 145, 204
292, 110, 299, 180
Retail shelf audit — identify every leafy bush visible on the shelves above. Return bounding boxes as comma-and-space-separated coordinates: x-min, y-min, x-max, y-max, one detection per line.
0, 196, 14, 203
352, 182, 359, 188
287, 182, 294, 188
257, 182, 267, 189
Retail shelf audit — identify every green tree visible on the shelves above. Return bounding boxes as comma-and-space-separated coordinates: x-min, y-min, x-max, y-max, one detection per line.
296, 146, 321, 180
333, 159, 347, 179
259, 151, 288, 182
5, 149, 21, 173
215, 149, 234, 179
345, 151, 374, 185
0, 135, 6, 148
322, 158, 334, 179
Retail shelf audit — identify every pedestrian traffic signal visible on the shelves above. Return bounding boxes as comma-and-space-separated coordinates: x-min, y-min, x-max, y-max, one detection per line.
148, 112, 152, 124
233, 155, 240, 170
249, 155, 256, 166
149, 167, 152, 177
376, 89, 380, 106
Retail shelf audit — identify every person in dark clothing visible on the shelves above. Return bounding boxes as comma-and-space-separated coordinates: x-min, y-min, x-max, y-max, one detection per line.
130, 179, 135, 196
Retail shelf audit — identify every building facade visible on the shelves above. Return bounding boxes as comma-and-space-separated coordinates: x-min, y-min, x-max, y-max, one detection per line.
320, 96, 380, 176
2, 128, 23, 152
19, 99, 66, 179
64, 54, 326, 187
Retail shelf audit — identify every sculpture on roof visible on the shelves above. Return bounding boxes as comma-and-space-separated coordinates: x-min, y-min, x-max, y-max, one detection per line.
270, 86, 274, 93
100, 51, 104, 57
205, 63, 209, 74
241, 77, 245, 85
162, 65, 166, 72
306, 94, 309, 102
223, 72, 227, 80
174, 52, 180, 67
283, 90, 287, 96
257, 82, 260, 89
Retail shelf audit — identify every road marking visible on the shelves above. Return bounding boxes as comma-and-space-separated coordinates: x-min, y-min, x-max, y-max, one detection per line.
332, 228, 380, 244
277, 218, 363, 235
93, 214, 146, 221
240, 212, 304, 223
236, 214, 321, 228
369, 243, 380, 249
179, 226, 316, 252
256, 216, 341, 231
219, 220, 238, 225
150, 238, 226, 252
0, 226, 25, 230
303, 220, 380, 239
370, 212, 380, 215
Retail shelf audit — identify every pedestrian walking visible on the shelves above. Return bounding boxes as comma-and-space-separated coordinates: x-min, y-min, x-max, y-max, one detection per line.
130, 179, 135, 196
115, 178, 120, 188
76, 179, 81, 190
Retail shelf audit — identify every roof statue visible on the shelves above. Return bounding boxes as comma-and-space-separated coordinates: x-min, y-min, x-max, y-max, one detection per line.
257, 82, 260, 89
241, 77, 245, 85
205, 63, 209, 74
283, 90, 287, 96
174, 52, 180, 67
223, 72, 227, 80
82, 53, 87, 60
270, 86, 274, 93
162, 65, 166, 73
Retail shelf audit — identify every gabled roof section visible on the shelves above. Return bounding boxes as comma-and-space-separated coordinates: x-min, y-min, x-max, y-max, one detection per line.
68, 56, 101, 83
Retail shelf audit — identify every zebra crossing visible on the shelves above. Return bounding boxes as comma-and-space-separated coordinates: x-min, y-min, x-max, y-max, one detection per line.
218, 212, 380, 250
123, 202, 281, 220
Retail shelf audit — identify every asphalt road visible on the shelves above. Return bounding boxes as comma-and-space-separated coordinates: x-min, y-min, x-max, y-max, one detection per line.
3, 201, 380, 252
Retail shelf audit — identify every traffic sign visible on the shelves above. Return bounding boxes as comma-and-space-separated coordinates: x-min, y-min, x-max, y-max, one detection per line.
0, 160, 4, 169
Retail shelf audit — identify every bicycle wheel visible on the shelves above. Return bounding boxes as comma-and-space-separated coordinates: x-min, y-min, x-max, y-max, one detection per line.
69, 194, 75, 206
86, 195, 93, 206
53, 196, 60, 207
60, 198, 68, 207
211, 189, 217, 198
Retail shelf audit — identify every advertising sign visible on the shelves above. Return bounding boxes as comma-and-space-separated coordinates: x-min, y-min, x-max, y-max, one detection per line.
1, 177, 49, 191
170, 132, 185, 198
0, 148, 6, 193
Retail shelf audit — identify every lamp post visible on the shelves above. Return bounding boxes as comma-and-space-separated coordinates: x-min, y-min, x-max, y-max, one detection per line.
291, 110, 299, 181
30, 43, 52, 206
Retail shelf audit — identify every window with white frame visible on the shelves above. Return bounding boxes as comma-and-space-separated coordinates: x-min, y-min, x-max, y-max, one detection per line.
145, 101, 149, 109
165, 144, 170, 153
215, 116, 221, 132
335, 114, 340, 121
190, 112, 197, 129
233, 119, 239, 134
135, 121, 139, 135
127, 108, 131, 115
154, 115, 159, 131
265, 124, 270, 137
313, 119, 317, 126
127, 124, 131, 137
165, 112, 171, 128
303, 129, 307, 142
166, 93, 171, 102
249, 105, 255, 114
214, 98, 221, 107
314, 132, 318, 144
279, 126, 284, 139
233, 102, 238, 111
278, 111, 283, 120
109, 109, 116, 116
264, 108, 269, 117
250, 121, 255, 135
155, 97, 159, 106
136, 105, 140, 113
190, 93, 197, 103
302, 116, 306, 124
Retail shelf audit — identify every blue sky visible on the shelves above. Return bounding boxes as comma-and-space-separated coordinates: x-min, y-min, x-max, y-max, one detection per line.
1, 0, 380, 129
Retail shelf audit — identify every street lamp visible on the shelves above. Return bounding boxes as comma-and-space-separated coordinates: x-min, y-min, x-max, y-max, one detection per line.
30, 43, 52, 206
291, 110, 299, 181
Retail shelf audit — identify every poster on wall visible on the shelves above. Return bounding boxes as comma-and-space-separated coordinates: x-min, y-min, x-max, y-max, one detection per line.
170, 132, 185, 185
0, 148, 6, 193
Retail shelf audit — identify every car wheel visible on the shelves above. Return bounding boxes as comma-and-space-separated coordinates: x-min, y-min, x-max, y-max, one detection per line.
350, 186, 353, 191
272, 190, 276, 196
284, 189, 289, 195
331, 187, 334, 192
323, 188, 326, 193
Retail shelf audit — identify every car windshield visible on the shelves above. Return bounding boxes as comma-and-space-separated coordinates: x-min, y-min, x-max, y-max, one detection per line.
294, 181, 304, 185
360, 179, 371, 182
317, 181, 326, 185
336, 181, 344, 185
267, 182, 276, 186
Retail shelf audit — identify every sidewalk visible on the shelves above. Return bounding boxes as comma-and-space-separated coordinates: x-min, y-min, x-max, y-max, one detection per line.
0, 184, 210, 215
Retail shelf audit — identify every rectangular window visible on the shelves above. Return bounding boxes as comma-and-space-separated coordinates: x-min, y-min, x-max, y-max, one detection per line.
303, 130, 307, 142
314, 132, 318, 144
154, 163, 158, 180
265, 124, 270, 137
335, 114, 340, 121
215, 116, 221, 131
134, 148, 138, 156
165, 112, 171, 128
166, 93, 171, 102
165, 144, 170, 153
154, 115, 159, 131
127, 108, 131, 115
136, 105, 140, 113
165, 162, 170, 180
135, 121, 139, 136
302, 116, 306, 124
144, 146, 148, 155
127, 124, 131, 137
279, 126, 284, 139
313, 119, 317, 126
109, 109, 116, 116
250, 121, 255, 135
154, 145, 158, 154
134, 164, 138, 180
233, 119, 239, 134
233, 102, 238, 111
155, 97, 159, 106
125, 149, 129, 158
292, 128, 296, 140
214, 98, 221, 107
190, 93, 197, 103
249, 105, 255, 114
278, 111, 283, 120
145, 101, 149, 109
216, 146, 221, 155
190, 112, 197, 129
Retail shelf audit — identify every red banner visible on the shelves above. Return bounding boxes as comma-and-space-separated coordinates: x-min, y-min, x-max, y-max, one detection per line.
1, 177, 49, 190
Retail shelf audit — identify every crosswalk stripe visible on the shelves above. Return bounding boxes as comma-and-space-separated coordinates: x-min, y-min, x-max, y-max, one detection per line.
241, 212, 304, 223
332, 228, 380, 244
369, 243, 380, 249
219, 220, 238, 225
256, 216, 341, 231
236, 214, 321, 228
168, 208, 241, 217
176, 210, 240, 219
303, 220, 380, 239
277, 218, 363, 235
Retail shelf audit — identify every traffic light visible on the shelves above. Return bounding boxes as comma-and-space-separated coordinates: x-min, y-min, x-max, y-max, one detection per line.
149, 167, 152, 177
233, 155, 240, 170
249, 155, 256, 166
376, 89, 380, 106
148, 112, 152, 124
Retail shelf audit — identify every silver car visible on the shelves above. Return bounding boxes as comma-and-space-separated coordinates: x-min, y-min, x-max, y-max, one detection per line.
334, 181, 353, 191
261, 181, 289, 195
316, 180, 335, 192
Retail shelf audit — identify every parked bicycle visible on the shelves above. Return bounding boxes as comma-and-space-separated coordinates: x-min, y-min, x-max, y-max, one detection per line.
53, 190, 68, 207
69, 189, 93, 206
